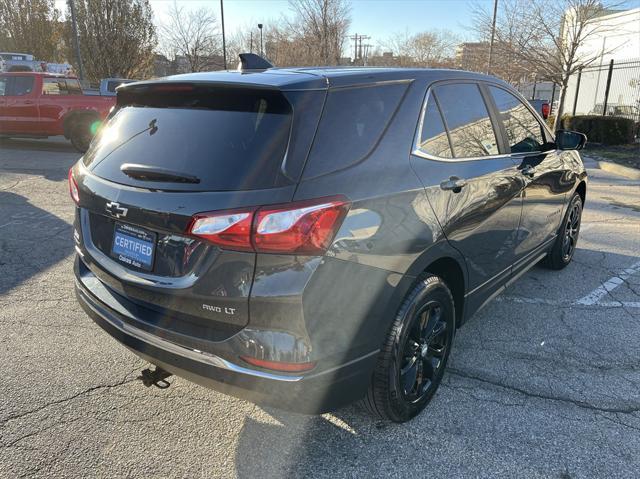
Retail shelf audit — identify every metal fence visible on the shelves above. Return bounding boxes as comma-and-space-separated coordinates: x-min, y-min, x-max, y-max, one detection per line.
564, 59, 640, 122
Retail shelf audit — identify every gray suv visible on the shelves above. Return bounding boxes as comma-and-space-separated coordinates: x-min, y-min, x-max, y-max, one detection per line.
71, 60, 587, 422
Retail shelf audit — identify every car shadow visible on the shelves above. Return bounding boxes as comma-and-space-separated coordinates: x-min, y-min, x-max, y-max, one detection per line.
0, 191, 74, 295
0, 138, 80, 181
231, 246, 640, 477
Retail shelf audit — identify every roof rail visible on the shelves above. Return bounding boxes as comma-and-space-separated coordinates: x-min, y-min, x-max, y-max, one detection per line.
237, 53, 273, 72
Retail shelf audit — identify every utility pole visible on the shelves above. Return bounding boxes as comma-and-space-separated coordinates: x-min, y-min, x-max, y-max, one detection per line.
349, 33, 359, 63
487, 0, 498, 75
350, 34, 370, 65
258, 24, 264, 57
220, 0, 227, 69
250, 31, 253, 54
68, 0, 85, 81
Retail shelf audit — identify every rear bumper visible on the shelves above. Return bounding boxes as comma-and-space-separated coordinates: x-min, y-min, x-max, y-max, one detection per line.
74, 256, 377, 414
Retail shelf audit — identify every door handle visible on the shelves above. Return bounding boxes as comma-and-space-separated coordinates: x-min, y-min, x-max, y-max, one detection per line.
521, 165, 537, 177
440, 176, 467, 192
23, 100, 34, 105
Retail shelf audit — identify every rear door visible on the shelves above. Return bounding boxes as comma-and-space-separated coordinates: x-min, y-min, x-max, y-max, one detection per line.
410, 81, 522, 313
39, 77, 81, 132
486, 85, 569, 268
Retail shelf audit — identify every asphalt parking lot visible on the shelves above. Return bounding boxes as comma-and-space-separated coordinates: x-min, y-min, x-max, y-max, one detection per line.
1, 137, 639, 478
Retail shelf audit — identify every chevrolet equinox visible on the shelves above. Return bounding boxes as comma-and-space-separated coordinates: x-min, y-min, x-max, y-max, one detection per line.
72, 56, 587, 422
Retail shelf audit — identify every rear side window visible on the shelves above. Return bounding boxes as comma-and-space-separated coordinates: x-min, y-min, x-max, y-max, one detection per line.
43, 78, 82, 95
489, 86, 546, 153
7, 76, 34, 96
416, 94, 453, 158
84, 86, 293, 191
303, 83, 408, 178
434, 83, 499, 158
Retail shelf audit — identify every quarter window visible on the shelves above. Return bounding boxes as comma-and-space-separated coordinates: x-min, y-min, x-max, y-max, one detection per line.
433, 83, 499, 158
489, 86, 545, 153
417, 94, 453, 158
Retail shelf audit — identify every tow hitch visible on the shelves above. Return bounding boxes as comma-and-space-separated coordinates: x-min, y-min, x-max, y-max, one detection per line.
138, 366, 172, 389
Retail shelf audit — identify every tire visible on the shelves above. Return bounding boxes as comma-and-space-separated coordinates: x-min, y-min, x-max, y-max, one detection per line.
361, 275, 455, 422
69, 116, 98, 153
544, 192, 583, 270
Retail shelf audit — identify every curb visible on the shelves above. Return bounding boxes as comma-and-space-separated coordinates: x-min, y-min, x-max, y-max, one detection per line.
598, 161, 640, 180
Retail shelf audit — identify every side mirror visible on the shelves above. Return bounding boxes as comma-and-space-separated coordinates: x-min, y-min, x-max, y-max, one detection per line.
556, 129, 587, 151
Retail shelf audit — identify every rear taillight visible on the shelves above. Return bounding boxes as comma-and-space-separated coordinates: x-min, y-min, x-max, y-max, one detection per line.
254, 198, 350, 254
188, 209, 255, 252
68, 168, 79, 204
542, 103, 550, 119
187, 196, 350, 255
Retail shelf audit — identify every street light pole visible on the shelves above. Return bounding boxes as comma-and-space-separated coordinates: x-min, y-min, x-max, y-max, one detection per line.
258, 24, 264, 57
68, 0, 85, 81
487, 0, 498, 75
220, 0, 227, 69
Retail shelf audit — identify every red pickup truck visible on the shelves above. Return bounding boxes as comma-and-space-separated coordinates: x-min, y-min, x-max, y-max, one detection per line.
0, 72, 115, 151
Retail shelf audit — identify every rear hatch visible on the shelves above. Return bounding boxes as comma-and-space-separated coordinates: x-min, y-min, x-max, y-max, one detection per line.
76, 80, 324, 342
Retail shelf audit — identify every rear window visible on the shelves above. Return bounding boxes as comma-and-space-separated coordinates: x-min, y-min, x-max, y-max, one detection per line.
303, 82, 408, 178
84, 86, 293, 191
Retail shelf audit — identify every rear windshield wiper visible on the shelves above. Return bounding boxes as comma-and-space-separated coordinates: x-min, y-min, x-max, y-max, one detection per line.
120, 163, 200, 184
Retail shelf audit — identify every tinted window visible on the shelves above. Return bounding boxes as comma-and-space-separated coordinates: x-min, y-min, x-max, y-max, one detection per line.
489, 86, 545, 153
417, 94, 453, 158
84, 87, 292, 192
0, 76, 6, 96
8, 76, 34, 96
434, 83, 499, 158
304, 83, 408, 178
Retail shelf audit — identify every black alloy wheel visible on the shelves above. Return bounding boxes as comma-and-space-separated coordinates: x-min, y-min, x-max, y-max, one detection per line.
545, 192, 583, 270
562, 200, 582, 262
400, 301, 448, 403
362, 275, 455, 422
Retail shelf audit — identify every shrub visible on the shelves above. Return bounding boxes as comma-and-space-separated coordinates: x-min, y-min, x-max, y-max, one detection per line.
562, 115, 635, 145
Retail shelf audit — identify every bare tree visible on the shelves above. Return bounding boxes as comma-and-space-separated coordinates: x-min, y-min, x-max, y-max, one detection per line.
160, 2, 221, 72
287, 0, 351, 65
380, 29, 458, 67
0, 0, 62, 61
66, 0, 156, 82
473, 0, 623, 128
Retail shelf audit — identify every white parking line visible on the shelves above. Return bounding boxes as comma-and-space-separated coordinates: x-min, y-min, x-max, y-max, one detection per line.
495, 260, 640, 309
576, 260, 640, 306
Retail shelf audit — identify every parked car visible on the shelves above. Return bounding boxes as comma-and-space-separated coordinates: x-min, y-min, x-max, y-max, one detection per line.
528, 99, 550, 119
71, 57, 588, 422
0, 72, 115, 151
83, 78, 138, 97
590, 103, 640, 122
0, 52, 34, 72
0, 52, 72, 75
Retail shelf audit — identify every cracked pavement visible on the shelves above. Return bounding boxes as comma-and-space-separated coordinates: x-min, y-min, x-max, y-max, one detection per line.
1, 138, 639, 478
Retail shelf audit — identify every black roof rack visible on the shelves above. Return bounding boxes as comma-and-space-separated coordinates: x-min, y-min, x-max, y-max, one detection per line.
238, 53, 273, 71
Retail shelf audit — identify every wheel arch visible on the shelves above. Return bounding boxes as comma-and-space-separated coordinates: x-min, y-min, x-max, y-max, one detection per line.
575, 180, 586, 206
403, 241, 468, 328
63, 109, 100, 138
